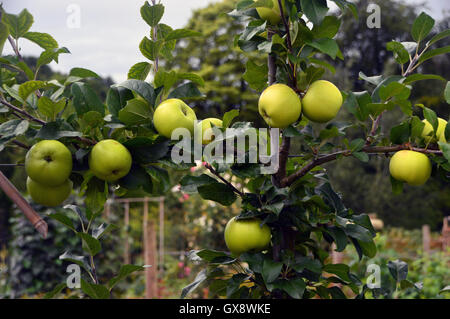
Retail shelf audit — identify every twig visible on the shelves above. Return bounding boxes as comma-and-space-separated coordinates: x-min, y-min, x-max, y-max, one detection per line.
204, 163, 244, 197
0, 98, 45, 125
281, 144, 443, 187
0, 171, 47, 238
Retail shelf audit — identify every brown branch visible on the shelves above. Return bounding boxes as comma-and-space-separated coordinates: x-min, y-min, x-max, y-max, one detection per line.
204, 163, 244, 197
267, 29, 277, 85
281, 144, 443, 187
0, 170, 47, 238
0, 98, 46, 125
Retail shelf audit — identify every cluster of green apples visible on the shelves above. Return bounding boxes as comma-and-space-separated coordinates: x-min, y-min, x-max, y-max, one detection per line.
258, 80, 343, 129
25, 139, 132, 207
153, 98, 223, 145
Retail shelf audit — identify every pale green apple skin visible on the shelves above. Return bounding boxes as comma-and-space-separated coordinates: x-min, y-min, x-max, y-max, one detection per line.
255, 0, 284, 25
89, 139, 132, 182
224, 217, 271, 256
389, 150, 432, 186
25, 140, 73, 187
27, 177, 72, 207
422, 118, 447, 143
153, 98, 197, 139
196, 118, 223, 145
258, 84, 302, 128
301, 80, 343, 123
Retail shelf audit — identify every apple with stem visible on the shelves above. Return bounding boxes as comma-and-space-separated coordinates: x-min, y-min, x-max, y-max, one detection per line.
153, 98, 197, 139
89, 139, 132, 182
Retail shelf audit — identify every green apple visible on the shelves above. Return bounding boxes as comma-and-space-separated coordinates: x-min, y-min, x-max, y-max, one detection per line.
255, 0, 285, 25
389, 150, 432, 186
196, 118, 223, 145
153, 98, 197, 139
27, 177, 72, 207
301, 80, 343, 123
89, 139, 132, 182
258, 83, 302, 128
224, 217, 271, 256
25, 140, 73, 187
422, 118, 447, 143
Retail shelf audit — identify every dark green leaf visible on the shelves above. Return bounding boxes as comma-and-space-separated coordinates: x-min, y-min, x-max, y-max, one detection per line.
108, 265, 146, 289
411, 12, 435, 42
262, 259, 283, 284
140, 2, 164, 27
387, 260, 408, 282
197, 182, 237, 206
168, 82, 203, 99
77, 232, 102, 257
301, 0, 328, 25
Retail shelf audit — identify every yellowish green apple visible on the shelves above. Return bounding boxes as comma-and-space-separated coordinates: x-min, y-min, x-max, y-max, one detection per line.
258, 83, 302, 128
196, 118, 223, 145
255, 0, 285, 25
389, 150, 432, 186
153, 98, 197, 139
224, 217, 271, 256
89, 139, 132, 182
25, 140, 73, 187
301, 80, 343, 123
422, 118, 447, 143
27, 177, 72, 207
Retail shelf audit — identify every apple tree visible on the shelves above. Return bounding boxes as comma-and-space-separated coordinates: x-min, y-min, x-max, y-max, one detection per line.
0, 0, 448, 299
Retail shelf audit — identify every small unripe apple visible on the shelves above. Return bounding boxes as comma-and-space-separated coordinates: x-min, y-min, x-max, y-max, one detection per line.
25, 140, 73, 187
153, 98, 197, 139
422, 118, 447, 143
255, 0, 285, 25
301, 80, 343, 123
258, 83, 302, 128
389, 150, 432, 186
89, 139, 132, 182
27, 177, 72, 207
224, 217, 271, 256
196, 118, 223, 145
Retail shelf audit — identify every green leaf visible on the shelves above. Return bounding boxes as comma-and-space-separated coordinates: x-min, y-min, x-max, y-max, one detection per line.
423, 107, 438, 132
349, 138, 365, 152
36, 47, 70, 69
223, 109, 239, 128
312, 15, 340, 38
0, 22, 10, 55
106, 86, 134, 118
386, 41, 410, 64
0, 119, 29, 140
77, 232, 102, 257
115, 79, 157, 106
35, 120, 82, 139
92, 223, 117, 239
59, 251, 91, 273
262, 259, 283, 284
154, 70, 178, 94
145, 165, 170, 193
82, 176, 108, 214
128, 62, 152, 80
123, 137, 169, 164
118, 98, 152, 126
427, 29, 450, 46
411, 12, 435, 42
444, 81, 450, 104
358, 239, 377, 258
37, 96, 65, 120
438, 142, 450, 162
243, 60, 268, 91
140, 2, 164, 27
139, 36, 162, 61
439, 285, 450, 294
403, 73, 445, 84
80, 279, 110, 299
197, 182, 237, 206
108, 265, 146, 290
379, 82, 410, 101
345, 223, 373, 242
309, 57, 336, 74
18, 80, 48, 101
323, 263, 351, 282
268, 278, 306, 299
353, 152, 369, 162
165, 29, 201, 41
3, 9, 34, 39
119, 165, 153, 192
23, 32, 58, 49
358, 72, 383, 86
43, 283, 66, 299
180, 174, 217, 193
387, 260, 408, 282
48, 212, 75, 231
418, 45, 450, 64
168, 82, 203, 99
301, 0, 329, 25
71, 82, 105, 116
390, 121, 410, 144
306, 38, 339, 60
176, 72, 205, 87
69, 67, 100, 79
390, 175, 403, 195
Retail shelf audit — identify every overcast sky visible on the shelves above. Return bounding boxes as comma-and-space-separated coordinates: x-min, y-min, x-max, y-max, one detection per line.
2, 0, 449, 83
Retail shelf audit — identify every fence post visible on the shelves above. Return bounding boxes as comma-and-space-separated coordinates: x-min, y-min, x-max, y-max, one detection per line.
159, 196, 164, 275
123, 200, 130, 265
422, 224, 431, 254
143, 198, 158, 299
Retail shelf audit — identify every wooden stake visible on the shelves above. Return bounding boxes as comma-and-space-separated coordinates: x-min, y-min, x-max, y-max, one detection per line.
123, 200, 130, 265
0, 171, 47, 238
422, 224, 431, 254
158, 196, 164, 275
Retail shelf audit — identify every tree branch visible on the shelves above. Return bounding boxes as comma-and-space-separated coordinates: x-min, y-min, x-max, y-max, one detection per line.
0, 98, 46, 125
281, 144, 443, 187
204, 163, 244, 197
